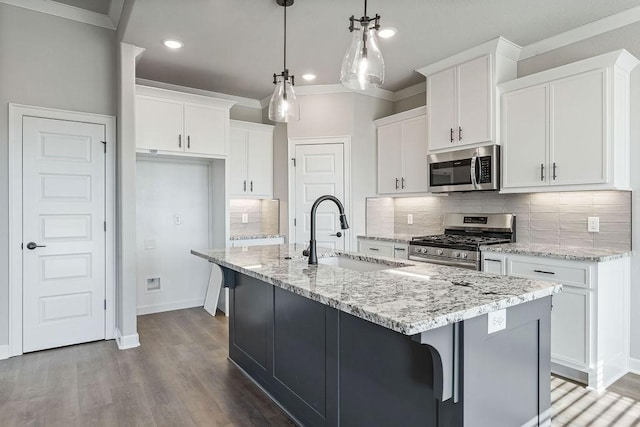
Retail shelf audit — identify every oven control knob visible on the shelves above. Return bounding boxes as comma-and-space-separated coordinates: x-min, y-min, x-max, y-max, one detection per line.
420, 247, 427, 254
436, 249, 443, 256
453, 251, 460, 258
461, 252, 468, 259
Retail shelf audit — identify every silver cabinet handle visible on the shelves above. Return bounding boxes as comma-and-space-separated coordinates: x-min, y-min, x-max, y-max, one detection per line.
401, 177, 406, 189
485, 259, 501, 263
552, 162, 557, 180
458, 126, 462, 141
250, 181, 253, 192
470, 152, 478, 189
187, 135, 190, 149
540, 164, 545, 181
450, 128, 454, 143
330, 232, 343, 237
178, 134, 182, 148
395, 178, 399, 190
394, 247, 406, 251
243, 180, 247, 192
369, 247, 380, 251
534, 269, 555, 275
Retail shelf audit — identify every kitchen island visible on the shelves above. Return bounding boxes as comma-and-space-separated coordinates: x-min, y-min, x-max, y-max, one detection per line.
192, 245, 561, 427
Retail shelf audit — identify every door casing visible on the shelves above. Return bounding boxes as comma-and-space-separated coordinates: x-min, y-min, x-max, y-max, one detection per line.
288, 136, 352, 251
8, 104, 116, 357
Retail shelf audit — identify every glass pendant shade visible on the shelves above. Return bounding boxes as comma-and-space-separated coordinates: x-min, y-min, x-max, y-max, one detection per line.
341, 20, 384, 90
268, 74, 300, 123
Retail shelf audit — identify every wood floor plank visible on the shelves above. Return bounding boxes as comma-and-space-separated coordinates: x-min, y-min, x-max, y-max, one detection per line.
1, 307, 639, 426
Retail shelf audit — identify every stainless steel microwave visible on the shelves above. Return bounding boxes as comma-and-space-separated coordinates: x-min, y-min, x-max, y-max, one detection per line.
427, 145, 500, 193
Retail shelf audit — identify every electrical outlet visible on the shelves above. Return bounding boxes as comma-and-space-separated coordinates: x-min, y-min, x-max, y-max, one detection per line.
174, 214, 183, 225
407, 214, 413, 225
587, 216, 600, 233
488, 309, 507, 334
242, 213, 249, 224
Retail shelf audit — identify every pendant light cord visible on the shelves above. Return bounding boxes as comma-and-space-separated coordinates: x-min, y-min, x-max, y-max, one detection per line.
364, 0, 367, 17
283, 1, 287, 71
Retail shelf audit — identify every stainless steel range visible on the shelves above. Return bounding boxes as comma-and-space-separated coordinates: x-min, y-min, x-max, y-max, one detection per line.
409, 213, 516, 270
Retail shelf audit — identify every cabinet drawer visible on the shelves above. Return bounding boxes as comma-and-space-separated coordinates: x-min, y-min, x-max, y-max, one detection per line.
358, 241, 394, 258
510, 260, 590, 288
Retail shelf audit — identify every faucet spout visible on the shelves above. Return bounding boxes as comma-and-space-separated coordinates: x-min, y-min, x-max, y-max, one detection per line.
307, 195, 349, 265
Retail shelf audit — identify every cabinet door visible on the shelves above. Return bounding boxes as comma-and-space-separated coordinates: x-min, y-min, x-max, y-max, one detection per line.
229, 128, 248, 196
136, 96, 184, 152
399, 116, 428, 193
457, 55, 492, 146
377, 123, 402, 194
502, 85, 548, 188
550, 70, 606, 186
246, 130, 274, 197
393, 245, 409, 259
184, 103, 227, 156
427, 67, 457, 151
551, 287, 589, 367
483, 257, 504, 275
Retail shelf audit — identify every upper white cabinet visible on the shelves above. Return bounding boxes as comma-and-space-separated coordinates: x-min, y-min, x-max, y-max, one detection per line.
136, 85, 235, 158
418, 37, 519, 152
230, 120, 274, 198
500, 50, 639, 192
375, 107, 428, 195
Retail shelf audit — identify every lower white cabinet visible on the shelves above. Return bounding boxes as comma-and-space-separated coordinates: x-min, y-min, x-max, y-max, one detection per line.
358, 238, 408, 259
482, 251, 629, 391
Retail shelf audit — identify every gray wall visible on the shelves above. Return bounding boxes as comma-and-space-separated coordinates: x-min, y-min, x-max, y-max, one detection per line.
0, 4, 117, 347
230, 105, 263, 123
394, 92, 426, 114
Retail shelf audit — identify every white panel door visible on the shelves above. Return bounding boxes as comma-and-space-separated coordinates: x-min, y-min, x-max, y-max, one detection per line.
427, 67, 456, 151
551, 70, 606, 186
22, 117, 106, 352
551, 287, 590, 367
229, 127, 248, 195
400, 116, 429, 193
377, 123, 401, 194
294, 144, 345, 251
457, 55, 492, 146
502, 85, 549, 188
184, 103, 227, 156
136, 96, 184, 152
246, 129, 274, 197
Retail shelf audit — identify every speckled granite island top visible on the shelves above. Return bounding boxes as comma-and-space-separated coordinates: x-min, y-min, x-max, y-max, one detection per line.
229, 234, 285, 241
480, 243, 632, 262
192, 244, 560, 335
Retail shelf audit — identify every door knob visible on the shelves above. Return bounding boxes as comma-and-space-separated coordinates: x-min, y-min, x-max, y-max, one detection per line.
26, 242, 46, 250
330, 232, 342, 238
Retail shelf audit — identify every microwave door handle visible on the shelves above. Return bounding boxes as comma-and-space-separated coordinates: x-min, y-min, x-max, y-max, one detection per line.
470, 153, 479, 189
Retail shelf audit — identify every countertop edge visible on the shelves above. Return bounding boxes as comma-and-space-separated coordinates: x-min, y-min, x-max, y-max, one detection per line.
480, 244, 632, 262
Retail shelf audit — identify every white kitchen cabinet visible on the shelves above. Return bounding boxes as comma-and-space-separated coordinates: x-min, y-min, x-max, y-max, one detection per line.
358, 238, 408, 260
482, 250, 630, 391
135, 85, 235, 158
375, 107, 428, 195
482, 253, 506, 275
418, 38, 519, 153
230, 120, 274, 198
500, 50, 639, 192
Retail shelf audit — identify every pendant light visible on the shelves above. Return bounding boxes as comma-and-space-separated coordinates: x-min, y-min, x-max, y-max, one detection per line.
340, 0, 384, 90
268, 0, 300, 123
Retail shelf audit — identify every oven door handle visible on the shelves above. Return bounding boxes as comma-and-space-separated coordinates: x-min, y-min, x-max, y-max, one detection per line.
470, 152, 479, 189
409, 255, 477, 270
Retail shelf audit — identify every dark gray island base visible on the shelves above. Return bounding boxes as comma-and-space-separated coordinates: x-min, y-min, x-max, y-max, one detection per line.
223, 267, 552, 427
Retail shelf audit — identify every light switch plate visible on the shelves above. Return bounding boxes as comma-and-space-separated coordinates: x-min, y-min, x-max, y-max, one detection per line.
488, 309, 507, 334
242, 213, 249, 224
587, 217, 599, 232
407, 214, 413, 225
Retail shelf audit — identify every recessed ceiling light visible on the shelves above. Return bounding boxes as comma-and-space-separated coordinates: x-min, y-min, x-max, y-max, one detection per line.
163, 39, 184, 49
302, 73, 317, 81
378, 27, 398, 39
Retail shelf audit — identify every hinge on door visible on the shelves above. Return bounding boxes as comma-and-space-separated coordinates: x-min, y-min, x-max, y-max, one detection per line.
291, 158, 296, 167
104, 299, 107, 310
102, 141, 106, 153
104, 221, 107, 232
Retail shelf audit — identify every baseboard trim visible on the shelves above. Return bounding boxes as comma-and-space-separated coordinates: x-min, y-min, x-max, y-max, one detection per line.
136, 298, 204, 316
0, 345, 9, 361
629, 357, 640, 374
115, 328, 140, 350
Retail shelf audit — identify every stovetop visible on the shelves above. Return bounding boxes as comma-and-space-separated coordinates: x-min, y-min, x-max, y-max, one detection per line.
410, 234, 512, 251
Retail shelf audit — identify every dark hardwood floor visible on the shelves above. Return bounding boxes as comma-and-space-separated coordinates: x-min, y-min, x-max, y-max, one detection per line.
0, 307, 639, 426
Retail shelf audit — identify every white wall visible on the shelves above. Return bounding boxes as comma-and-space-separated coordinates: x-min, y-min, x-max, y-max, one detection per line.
135, 159, 211, 314
0, 4, 117, 347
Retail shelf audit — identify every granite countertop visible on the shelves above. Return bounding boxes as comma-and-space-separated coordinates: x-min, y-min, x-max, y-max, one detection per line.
192, 244, 560, 336
480, 243, 632, 262
229, 234, 286, 241
357, 234, 415, 244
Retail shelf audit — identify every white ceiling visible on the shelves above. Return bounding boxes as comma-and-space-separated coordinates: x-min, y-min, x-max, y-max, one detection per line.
53, 0, 111, 15
121, 0, 640, 100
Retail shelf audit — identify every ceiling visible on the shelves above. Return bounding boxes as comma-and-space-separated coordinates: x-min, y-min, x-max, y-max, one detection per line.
53, 0, 112, 15
121, 0, 640, 100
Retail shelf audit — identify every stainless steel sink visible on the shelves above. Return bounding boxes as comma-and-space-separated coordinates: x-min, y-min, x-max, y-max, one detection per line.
318, 255, 409, 272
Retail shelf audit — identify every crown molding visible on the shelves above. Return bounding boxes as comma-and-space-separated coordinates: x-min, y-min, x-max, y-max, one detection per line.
0, 0, 118, 30
135, 78, 260, 108
520, 6, 640, 60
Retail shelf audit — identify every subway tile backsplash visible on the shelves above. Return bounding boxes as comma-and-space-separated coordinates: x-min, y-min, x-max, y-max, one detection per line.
366, 191, 631, 251
230, 199, 280, 236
